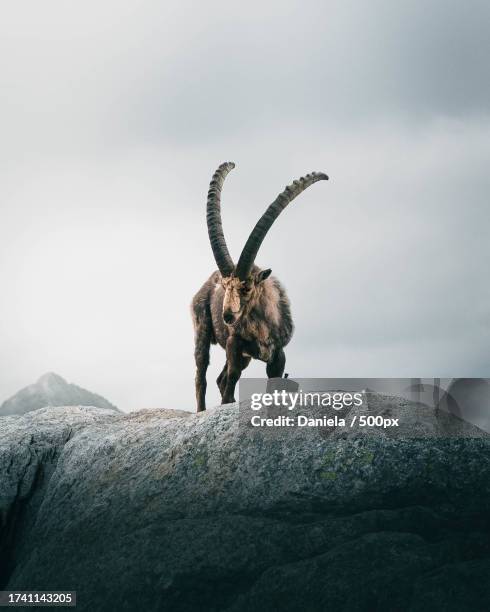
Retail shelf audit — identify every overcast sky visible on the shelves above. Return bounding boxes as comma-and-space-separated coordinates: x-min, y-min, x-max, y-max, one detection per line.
1, 0, 489, 412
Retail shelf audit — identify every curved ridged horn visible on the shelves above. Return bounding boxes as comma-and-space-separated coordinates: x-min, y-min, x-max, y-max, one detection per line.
206, 162, 236, 277
235, 171, 328, 280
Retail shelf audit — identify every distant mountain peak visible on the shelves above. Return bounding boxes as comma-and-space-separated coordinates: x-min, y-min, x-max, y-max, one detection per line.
0, 373, 119, 416
37, 372, 67, 387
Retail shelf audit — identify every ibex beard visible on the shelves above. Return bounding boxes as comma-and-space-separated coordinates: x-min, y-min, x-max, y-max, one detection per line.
191, 162, 328, 412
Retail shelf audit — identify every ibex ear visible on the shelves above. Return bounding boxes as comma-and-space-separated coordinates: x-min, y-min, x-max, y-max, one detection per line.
256, 268, 272, 283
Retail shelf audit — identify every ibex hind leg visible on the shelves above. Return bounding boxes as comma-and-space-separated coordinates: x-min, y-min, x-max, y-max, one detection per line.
266, 348, 286, 378
193, 316, 212, 413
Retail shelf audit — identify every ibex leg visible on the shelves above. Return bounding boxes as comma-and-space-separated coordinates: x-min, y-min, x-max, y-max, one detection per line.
217, 362, 228, 398
222, 337, 250, 404
266, 348, 286, 378
194, 321, 212, 412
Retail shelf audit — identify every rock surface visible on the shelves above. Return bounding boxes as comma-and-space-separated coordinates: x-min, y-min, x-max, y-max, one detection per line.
1, 397, 489, 611
0, 373, 119, 416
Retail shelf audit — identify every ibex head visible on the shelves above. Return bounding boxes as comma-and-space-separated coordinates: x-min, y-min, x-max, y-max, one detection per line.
221, 269, 272, 325
206, 162, 328, 327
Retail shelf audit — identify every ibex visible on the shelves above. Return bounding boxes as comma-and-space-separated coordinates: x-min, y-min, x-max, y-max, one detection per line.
191, 162, 328, 412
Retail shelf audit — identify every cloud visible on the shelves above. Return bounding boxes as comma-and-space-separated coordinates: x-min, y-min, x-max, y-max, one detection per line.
2, 1, 489, 152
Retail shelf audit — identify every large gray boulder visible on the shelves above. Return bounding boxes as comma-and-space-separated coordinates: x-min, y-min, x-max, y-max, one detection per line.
1, 396, 489, 611
0, 406, 120, 588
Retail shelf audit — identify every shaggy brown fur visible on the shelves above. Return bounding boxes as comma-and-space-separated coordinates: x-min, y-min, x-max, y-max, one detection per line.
191, 266, 292, 411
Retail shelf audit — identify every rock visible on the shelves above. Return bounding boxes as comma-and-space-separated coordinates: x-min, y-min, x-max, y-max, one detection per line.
0, 406, 120, 586
0, 373, 119, 416
0, 396, 489, 611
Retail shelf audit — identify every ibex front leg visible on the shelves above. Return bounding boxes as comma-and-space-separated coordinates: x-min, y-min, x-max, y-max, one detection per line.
266, 348, 286, 378
194, 322, 211, 413
222, 336, 250, 404
217, 362, 228, 398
